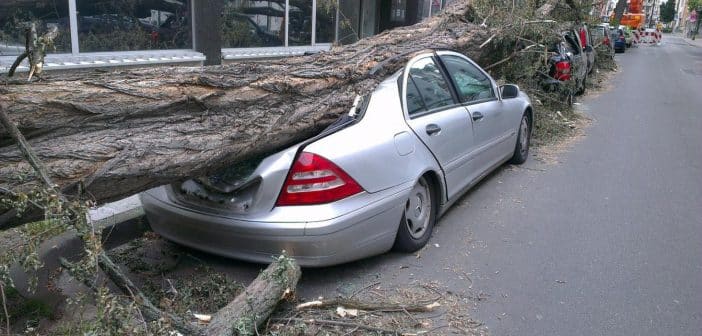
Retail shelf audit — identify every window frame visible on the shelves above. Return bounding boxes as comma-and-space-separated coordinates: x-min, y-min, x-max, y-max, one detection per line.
400, 53, 461, 120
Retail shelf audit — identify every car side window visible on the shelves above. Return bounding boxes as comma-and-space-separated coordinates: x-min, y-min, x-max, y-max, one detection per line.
405, 57, 454, 116
440, 55, 495, 103
564, 33, 580, 55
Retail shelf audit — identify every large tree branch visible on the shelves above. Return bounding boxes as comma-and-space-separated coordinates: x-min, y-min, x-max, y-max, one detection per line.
0, 0, 490, 204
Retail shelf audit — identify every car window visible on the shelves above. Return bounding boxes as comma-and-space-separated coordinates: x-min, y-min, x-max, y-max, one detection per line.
405, 57, 454, 116
406, 76, 427, 115
564, 33, 580, 55
440, 55, 495, 103
590, 28, 604, 39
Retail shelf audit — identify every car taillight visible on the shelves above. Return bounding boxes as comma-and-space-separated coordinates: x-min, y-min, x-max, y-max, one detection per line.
276, 152, 364, 206
554, 61, 571, 81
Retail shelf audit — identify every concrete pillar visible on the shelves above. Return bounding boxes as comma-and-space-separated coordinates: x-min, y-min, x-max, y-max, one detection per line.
192, 0, 223, 65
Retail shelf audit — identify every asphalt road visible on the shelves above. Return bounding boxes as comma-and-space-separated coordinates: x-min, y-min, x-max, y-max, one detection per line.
185, 36, 702, 335
293, 35, 702, 335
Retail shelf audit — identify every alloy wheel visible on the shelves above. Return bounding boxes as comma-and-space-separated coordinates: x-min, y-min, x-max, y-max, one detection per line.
404, 178, 432, 239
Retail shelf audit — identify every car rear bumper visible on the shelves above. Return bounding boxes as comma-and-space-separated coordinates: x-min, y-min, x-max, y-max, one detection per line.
140, 184, 409, 267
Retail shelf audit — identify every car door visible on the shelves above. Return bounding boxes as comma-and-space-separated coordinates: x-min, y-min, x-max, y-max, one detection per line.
436, 52, 510, 180
403, 56, 475, 200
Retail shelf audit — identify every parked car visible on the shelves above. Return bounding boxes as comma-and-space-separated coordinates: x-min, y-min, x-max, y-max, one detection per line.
221, 12, 283, 47
564, 29, 589, 94
578, 24, 596, 74
543, 29, 588, 96
614, 28, 627, 53
590, 24, 615, 59
542, 40, 574, 103
619, 25, 634, 47
141, 50, 534, 267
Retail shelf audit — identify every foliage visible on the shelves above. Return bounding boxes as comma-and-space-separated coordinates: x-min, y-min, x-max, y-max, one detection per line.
0, 9, 71, 55
0, 285, 53, 334
0, 187, 73, 291
660, 0, 676, 24
471, 0, 609, 145
689, 0, 702, 11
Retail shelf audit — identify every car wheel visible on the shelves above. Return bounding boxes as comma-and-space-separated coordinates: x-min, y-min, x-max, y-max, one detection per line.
393, 176, 436, 252
509, 113, 531, 164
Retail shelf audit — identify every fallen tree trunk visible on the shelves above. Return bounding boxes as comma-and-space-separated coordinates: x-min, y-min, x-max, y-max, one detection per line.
0, 0, 490, 204
206, 255, 302, 336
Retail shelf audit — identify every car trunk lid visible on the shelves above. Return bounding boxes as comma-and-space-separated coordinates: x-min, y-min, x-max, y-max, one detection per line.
167, 95, 370, 216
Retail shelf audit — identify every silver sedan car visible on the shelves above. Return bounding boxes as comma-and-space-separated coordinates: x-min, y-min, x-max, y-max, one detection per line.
141, 50, 533, 266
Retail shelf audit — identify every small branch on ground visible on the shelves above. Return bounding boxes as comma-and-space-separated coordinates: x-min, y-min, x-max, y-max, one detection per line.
296, 298, 441, 312
0, 282, 9, 336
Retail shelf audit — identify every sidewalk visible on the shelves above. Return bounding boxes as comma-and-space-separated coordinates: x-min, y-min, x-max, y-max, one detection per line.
666, 32, 702, 47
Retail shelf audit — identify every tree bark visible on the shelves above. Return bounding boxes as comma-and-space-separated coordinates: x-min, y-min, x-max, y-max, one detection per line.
206, 256, 302, 336
0, 0, 489, 205
612, 0, 628, 26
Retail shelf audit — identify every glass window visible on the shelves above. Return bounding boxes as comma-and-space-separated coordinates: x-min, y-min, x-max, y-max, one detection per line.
563, 32, 581, 54
288, 1, 312, 46
406, 57, 454, 115
406, 76, 427, 116
440, 55, 495, 103
222, 0, 284, 48
315, 0, 337, 43
0, 1, 71, 56
391, 0, 406, 22
76, 0, 191, 52
431, 0, 442, 16
442, 0, 457, 7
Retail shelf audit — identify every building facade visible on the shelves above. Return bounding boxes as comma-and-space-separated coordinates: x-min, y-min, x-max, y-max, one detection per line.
1, 0, 454, 74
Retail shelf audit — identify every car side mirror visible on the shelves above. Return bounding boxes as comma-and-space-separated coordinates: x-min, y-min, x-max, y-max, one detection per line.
500, 84, 519, 99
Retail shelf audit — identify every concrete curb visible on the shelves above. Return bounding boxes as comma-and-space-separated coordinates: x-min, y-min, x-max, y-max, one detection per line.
9, 195, 148, 304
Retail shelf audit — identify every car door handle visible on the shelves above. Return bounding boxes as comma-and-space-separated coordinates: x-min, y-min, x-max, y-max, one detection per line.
472, 111, 484, 121
425, 124, 441, 136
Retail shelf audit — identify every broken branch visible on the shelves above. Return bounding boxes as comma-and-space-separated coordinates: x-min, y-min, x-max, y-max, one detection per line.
296, 298, 441, 313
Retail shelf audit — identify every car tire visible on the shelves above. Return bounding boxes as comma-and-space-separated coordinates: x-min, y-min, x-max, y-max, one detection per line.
509, 113, 531, 165
393, 176, 437, 252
